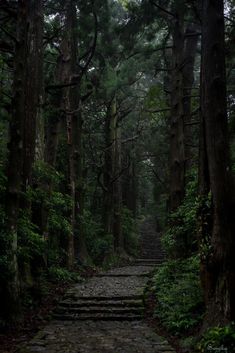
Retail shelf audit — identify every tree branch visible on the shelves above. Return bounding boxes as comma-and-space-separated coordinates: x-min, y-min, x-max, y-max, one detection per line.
79, 9, 98, 79
152, 168, 168, 190
0, 25, 17, 43
149, 0, 176, 18
144, 107, 170, 114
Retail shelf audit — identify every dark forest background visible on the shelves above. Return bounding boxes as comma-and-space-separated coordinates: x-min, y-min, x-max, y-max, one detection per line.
0, 0, 235, 351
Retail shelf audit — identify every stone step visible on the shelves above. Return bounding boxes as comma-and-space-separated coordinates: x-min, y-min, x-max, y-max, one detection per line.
140, 246, 163, 250
140, 253, 164, 257
55, 306, 144, 315
140, 250, 164, 252
135, 259, 163, 263
140, 256, 164, 259
133, 264, 160, 267
95, 273, 150, 277
59, 299, 143, 308
64, 295, 143, 301
136, 258, 163, 260
140, 245, 163, 248
140, 246, 163, 249
53, 313, 143, 321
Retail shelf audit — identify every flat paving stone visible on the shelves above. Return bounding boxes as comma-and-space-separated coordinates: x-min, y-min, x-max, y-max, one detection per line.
97, 265, 155, 277
21, 321, 175, 353
67, 275, 148, 298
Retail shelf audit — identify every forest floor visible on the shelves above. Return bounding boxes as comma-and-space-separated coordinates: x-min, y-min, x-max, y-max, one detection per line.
1, 218, 179, 353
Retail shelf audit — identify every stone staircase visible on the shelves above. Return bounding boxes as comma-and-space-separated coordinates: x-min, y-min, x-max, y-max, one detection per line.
53, 297, 144, 321
134, 217, 165, 266
52, 217, 165, 322
52, 271, 148, 321
22, 217, 175, 353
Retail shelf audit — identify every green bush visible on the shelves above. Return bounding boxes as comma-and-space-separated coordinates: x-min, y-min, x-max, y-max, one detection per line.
161, 176, 198, 257
32, 160, 64, 186
81, 210, 112, 264
152, 255, 203, 334
18, 211, 45, 264
48, 266, 82, 283
197, 324, 235, 353
0, 175, 11, 282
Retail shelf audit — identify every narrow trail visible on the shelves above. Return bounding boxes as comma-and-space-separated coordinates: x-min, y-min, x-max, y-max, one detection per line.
21, 218, 175, 353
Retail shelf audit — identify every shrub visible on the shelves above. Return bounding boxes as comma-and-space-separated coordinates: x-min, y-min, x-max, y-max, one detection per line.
197, 324, 235, 353
81, 210, 112, 264
17, 211, 45, 264
48, 266, 82, 283
161, 175, 198, 257
152, 255, 204, 334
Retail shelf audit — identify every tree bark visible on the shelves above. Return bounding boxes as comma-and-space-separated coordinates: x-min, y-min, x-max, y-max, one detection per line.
4, 0, 43, 319
182, 24, 199, 168
60, 0, 89, 267
22, 0, 43, 199
113, 124, 123, 252
169, 2, 185, 212
122, 157, 138, 218
200, 0, 235, 325
103, 98, 117, 237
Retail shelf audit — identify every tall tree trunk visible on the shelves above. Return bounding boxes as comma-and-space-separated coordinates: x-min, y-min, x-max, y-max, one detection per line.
113, 124, 123, 252
122, 157, 137, 218
61, 0, 76, 269
169, 4, 185, 212
200, 0, 235, 325
5, 0, 27, 319
61, 0, 89, 267
183, 25, 199, 169
103, 98, 117, 237
4, 0, 43, 319
73, 107, 90, 263
22, 0, 43, 202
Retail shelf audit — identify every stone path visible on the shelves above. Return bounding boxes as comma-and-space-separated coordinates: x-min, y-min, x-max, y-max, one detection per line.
19, 218, 176, 353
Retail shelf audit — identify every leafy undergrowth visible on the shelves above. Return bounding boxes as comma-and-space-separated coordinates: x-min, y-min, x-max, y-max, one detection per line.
0, 265, 97, 353
145, 255, 204, 352
144, 298, 183, 353
196, 324, 235, 353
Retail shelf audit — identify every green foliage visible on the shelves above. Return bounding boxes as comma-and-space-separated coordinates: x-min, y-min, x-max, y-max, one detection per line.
197, 193, 213, 261
48, 266, 82, 283
0, 169, 12, 282
161, 175, 198, 257
121, 207, 139, 256
81, 210, 112, 264
48, 192, 72, 235
0, 226, 11, 282
90, 235, 113, 265
33, 161, 64, 186
30, 162, 73, 266
197, 324, 235, 353
18, 212, 45, 264
152, 255, 203, 334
